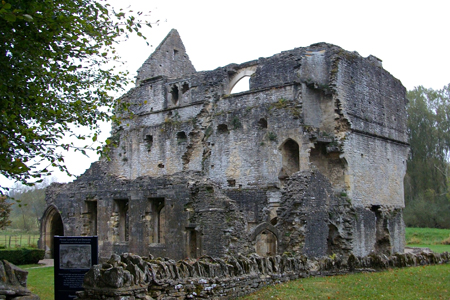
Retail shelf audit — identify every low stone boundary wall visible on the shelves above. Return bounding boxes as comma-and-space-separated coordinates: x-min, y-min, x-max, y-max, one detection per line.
76, 251, 450, 300
0, 260, 40, 299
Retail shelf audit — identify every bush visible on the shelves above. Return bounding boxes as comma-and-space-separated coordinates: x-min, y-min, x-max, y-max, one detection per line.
404, 194, 450, 228
0, 248, 45, 265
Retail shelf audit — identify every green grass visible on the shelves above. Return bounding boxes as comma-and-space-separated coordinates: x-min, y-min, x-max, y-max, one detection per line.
405, 227, 450, 245
23, 266, 54, 300
241, 264, 450, 299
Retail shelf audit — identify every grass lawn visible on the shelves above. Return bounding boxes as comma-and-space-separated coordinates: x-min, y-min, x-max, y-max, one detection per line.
405, 227, 450, 245
23, 265, 54, 300
241, 264, 450, 299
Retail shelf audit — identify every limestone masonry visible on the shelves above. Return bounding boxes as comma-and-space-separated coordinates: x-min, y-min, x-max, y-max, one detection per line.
40, 29, 409, 262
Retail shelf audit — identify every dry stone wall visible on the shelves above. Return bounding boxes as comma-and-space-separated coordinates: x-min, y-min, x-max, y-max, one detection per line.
76, 251, 450, 300
0, 260, 39, 300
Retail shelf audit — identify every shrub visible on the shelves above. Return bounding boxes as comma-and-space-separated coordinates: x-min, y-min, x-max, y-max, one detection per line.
0, 248, 45, 265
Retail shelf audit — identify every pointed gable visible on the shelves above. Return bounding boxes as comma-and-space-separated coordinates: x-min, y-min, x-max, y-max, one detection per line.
135, 29, 196, 85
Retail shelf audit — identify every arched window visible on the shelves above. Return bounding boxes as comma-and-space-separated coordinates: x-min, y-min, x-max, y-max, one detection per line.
230, 76, 250, 94
227, 66, 257, 94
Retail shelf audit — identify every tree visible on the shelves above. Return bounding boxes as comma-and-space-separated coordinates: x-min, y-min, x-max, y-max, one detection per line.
0, 0, 153, 191
404, 84, 450, 228
8, 182, 47, 231
0, 195, 12, 229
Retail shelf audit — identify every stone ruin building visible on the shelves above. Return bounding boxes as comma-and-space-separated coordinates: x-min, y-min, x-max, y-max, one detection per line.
39, 29, 409, 262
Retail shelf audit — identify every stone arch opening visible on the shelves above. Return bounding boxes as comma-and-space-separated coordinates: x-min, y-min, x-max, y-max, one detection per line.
230, 76, 250, 94
255, 230, 277, 257
278, 139, 300, 180
251, 223, 279, 257
227, 66, 257, 94
40, 205, 64, 258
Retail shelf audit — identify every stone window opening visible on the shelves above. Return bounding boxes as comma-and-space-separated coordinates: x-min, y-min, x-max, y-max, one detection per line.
85, 200, 97, 236
145, 135, 153, 152
278, 139, 300, 180
181, 83, 189, 94
170, 85, 179, 105
173, 49, 178, 60
147, 198, 166, 244
217, 124, 229, 133
114, 199, 129, 242
227, 179, 236, 187
177, 131, 188, 144
258, 118, 268, 129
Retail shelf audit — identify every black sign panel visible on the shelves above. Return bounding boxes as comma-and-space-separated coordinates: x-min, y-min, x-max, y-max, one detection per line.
54, 236, 98, 300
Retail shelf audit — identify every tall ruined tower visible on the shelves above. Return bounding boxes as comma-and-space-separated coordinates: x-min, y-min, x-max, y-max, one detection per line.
41, 30, 408, 260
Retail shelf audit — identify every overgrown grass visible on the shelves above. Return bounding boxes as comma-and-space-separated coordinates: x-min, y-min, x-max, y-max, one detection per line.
23, 266, 54, 300
241, 264, 450, 299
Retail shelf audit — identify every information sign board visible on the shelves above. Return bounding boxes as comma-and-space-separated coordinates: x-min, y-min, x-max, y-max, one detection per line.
54, 236, 98, 300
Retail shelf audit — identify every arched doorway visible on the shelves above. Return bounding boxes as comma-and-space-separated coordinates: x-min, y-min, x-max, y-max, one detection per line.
40, 206, 64, 258
252, 223, 279, 257
255, 230, 277, 257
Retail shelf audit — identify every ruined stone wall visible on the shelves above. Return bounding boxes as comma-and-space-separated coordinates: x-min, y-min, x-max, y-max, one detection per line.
333, 52, 408, 209
76, 252, 450, 300
41, 30, 409, 262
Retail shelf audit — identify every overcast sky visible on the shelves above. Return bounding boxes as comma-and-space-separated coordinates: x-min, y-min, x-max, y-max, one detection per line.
3, 0, 450, 188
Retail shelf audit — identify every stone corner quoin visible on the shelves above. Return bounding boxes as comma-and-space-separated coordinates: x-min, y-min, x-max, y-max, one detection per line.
40, 28, 409, 262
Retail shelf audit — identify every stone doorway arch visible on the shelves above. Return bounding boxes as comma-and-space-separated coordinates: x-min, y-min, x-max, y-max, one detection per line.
251, 222, 279, 257
40, 205, 64, 258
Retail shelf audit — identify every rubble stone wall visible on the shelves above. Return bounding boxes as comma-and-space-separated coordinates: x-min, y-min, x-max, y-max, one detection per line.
76, 252, 450, 300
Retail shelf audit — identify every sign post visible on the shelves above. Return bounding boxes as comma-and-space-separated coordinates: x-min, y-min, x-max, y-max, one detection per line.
54, 236, 98, 300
